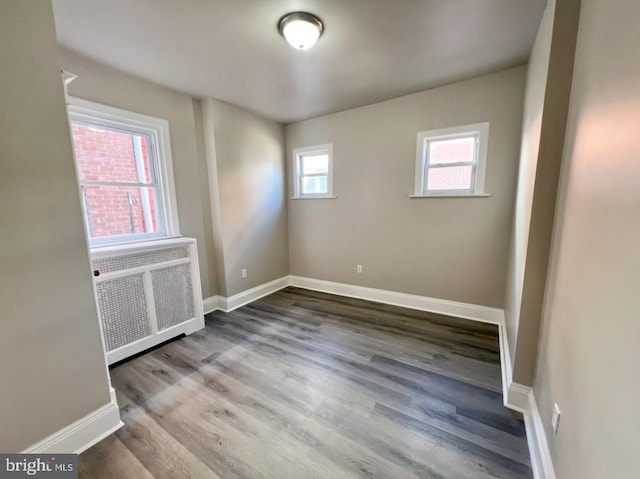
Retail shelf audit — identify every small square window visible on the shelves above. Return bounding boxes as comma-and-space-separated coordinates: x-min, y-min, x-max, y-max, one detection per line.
293, 144, 334, 198
414, 123, 490, 196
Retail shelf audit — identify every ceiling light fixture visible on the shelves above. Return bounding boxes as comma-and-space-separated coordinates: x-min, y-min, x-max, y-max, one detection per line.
278, 12, 324, 50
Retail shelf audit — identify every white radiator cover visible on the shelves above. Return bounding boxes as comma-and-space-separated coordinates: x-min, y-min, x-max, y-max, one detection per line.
91, 237, 204, 364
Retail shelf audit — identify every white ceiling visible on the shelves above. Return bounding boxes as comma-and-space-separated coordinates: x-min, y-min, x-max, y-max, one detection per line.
52, 0, 545, 124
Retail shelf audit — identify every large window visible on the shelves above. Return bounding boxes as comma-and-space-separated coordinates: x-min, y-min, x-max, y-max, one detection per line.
292, 144, 334, 198
68, 98, 179, 247
413, 122, 490, 196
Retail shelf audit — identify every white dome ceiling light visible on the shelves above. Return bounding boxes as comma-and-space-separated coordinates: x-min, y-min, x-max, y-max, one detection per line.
278, 12, 324, 50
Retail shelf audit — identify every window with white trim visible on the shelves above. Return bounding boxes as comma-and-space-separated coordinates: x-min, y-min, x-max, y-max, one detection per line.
414, 122, 490, 196
292, 144, 334, 198
68, 98, 180, 247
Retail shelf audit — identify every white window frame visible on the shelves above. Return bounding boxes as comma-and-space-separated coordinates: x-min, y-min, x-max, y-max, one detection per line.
67, 97, 180, 247
413, 122, 490, 197
292, 143, 335, 199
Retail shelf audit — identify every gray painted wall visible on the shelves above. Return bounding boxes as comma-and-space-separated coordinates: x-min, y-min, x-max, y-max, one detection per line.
60, 48, 217, 299
503, 0, 554, 372
205, 99, 289, 297
503, 0, 580, 385
534, 0, 640, 476
192, 98, 220, 296
0, 1, 111, 452
285, 67, 526, 307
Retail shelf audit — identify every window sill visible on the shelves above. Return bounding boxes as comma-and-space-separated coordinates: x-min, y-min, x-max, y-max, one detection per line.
409, 194, 491, 199
90, 235, 184, 253
290, 196, 337, 200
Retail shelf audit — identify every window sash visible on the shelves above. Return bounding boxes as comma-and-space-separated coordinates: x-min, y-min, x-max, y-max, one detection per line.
68, 97, 179, 247
70, 119, 167, 241
80, 180, 160, 188
71, 118, 161, 186
88, 231, 167, 247
293, 144, 333, 198
300, 156, 329, 176
423, 164, 477, 194
415, 124, 488, 196
423, 141, 478, 193
79, 184, 166, 244
299, 172, 327, 179
300, 173, 329, 195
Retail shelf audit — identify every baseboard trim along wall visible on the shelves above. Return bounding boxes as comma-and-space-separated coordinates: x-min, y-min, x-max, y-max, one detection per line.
500, 316, 530, 413
288, 275, 505, 324
507, 382, 532, 413
498, 322, 511, 408
23, 388, 123, 454
204, 275, 505, 323
500, 326, 556, 479
203, 276, 290, 314
223, 276, 290, 311
523, 390, 557, 479
203, 295, 221, 314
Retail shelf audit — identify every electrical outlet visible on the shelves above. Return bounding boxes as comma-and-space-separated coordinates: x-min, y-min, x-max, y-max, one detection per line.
551, 403, 561, 434
356, 264, 363, 274
241, 268, 248, 279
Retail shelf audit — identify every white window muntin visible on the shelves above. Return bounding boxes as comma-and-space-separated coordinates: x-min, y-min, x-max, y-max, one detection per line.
68, 97, 180, 247
414, 122, 490, 196
293, 143, 334, 198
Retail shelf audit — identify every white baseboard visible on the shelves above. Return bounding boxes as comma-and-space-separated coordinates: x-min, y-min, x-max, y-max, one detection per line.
524, 391, 556, 479
501, 349, 532, 413
500, 327, 555, 479
507, 382, 531, 413
203, 295, 221, 314
206, 275, 503, 325
220, 276, 290, 312
288, 275, 504, 324
498, 342, 555, 478
498, 321, 511, 406
498, 316, 531, 413
23, 388, 123, 454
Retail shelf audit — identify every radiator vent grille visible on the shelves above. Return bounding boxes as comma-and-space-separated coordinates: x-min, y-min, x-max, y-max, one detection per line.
152, 263, 195, 331
93, 246, 189, 274
92, 239, 204, 363
97, 273, 150, 351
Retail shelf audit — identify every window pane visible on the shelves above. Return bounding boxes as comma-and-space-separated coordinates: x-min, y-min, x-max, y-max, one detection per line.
428, 136, 476, 165
302, 175, 328, 194
301, 154, 329, 175
426, 165, 474, 191
82, 185, 160, 238
71, 123, 154, 184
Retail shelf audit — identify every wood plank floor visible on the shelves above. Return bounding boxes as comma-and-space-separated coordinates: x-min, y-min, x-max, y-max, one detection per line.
80, 287, 532, 479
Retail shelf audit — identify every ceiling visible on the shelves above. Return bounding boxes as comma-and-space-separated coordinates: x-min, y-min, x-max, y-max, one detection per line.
52, 0, 546, 124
